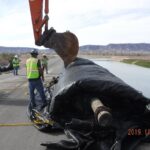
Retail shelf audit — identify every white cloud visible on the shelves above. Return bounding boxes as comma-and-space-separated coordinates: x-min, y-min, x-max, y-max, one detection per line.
76, 14, 150, 45
0, 0, 150, 48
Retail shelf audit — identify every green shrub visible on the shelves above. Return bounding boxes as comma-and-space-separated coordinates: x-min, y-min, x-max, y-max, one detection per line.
122, 59, 150, 68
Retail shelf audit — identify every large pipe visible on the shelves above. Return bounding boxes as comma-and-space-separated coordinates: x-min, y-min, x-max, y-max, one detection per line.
91, 98, 112, 127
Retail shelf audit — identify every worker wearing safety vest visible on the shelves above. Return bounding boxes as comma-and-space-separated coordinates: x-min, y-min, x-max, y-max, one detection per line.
41, 54, 48, 74
12, 55, 20, 75
26, 49, 47, 111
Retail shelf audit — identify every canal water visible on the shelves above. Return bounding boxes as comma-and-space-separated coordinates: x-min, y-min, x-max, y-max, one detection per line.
93, 59, 150, 98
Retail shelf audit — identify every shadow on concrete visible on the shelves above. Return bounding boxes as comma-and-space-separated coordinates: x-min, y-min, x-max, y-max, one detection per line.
0, 92, 7, 99
0, 99, 28, 106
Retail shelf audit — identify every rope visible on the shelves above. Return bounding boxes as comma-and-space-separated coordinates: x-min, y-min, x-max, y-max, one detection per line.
0, 122, 34, 127
0, 119, 54, 127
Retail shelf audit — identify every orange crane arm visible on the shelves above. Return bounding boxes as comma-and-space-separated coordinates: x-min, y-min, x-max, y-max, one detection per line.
29, 0, 49, 46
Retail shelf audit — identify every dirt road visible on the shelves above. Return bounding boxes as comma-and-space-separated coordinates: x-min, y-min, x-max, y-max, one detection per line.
0, 56, 65, 150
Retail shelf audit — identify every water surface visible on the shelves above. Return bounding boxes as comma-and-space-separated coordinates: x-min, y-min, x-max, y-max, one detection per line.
94, 59, 150, 98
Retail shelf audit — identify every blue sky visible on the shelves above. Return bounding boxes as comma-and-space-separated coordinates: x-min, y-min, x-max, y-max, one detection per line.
0, 0, 150, 48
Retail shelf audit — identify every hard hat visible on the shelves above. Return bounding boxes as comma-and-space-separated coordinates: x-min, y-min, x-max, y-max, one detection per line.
42, 54, 46, 56
30, 49, 39, 55
14, 55, 18, 58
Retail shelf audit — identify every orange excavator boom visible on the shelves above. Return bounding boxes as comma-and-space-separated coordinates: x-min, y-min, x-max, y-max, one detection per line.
29, 0, 49, 45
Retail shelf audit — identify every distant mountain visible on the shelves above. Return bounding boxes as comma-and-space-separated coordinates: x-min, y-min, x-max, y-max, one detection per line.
0, 46, 33, 53
0, 46, 53, 54
79, 43, 150, 54
1, 43, 150, 54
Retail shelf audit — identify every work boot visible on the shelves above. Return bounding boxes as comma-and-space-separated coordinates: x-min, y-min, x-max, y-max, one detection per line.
37, 104, 47, 114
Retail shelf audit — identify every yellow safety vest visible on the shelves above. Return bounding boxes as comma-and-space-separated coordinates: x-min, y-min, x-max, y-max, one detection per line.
26, 57, 39, 79
12, 58, 20, 67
